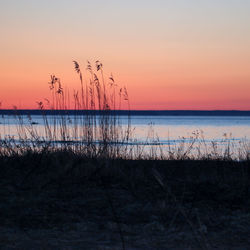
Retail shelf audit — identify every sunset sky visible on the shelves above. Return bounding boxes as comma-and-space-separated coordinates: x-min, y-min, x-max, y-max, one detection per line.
0, 0, 250, 110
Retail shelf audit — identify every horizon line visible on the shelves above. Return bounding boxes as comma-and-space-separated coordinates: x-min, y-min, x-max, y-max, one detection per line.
1, 109, 250, 116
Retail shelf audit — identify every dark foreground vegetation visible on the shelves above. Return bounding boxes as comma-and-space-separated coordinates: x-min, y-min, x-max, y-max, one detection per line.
1, 151, 250, 249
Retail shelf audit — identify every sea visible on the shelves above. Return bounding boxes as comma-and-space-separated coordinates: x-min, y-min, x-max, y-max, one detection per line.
1, 110, 250, 159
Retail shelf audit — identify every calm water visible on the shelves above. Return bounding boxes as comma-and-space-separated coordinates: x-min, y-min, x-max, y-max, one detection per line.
130, 115, 250, 141
1, 115, 250, 142
1, 115, 250, 158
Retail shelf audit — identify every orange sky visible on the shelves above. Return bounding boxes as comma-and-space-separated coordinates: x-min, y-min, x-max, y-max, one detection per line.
0, 1, 250, 110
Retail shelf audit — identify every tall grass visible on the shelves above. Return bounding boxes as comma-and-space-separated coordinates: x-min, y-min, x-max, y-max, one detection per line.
0, 61, 132, 159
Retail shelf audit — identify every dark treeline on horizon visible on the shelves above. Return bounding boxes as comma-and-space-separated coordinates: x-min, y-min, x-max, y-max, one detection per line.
0, 110, 250, 116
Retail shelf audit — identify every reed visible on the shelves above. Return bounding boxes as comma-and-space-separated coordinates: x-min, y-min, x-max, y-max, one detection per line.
0, 61, 132, 159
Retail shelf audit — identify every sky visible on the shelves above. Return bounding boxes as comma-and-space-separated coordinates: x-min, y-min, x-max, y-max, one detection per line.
0, 0, 250, 110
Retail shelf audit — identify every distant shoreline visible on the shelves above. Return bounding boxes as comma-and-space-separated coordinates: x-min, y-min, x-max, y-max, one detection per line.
1, 109, 250, 116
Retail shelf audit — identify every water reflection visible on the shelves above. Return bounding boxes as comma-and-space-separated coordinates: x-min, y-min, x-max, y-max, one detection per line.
1, 115, 250, 159
1, 115, 250, 141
